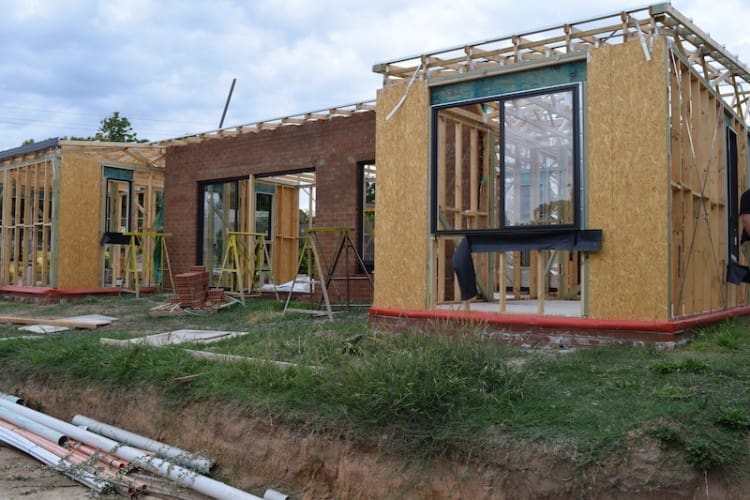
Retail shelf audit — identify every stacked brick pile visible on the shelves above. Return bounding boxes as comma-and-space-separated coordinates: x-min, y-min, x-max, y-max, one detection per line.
172, 266, 224, 309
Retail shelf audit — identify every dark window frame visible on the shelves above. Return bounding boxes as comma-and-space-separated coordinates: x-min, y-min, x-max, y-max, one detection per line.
196, 177, 243, 266
357, 160, 376, 272
430, 83, 582, 237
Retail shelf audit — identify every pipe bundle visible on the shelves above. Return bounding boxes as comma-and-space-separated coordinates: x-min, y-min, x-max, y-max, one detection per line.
0, 392, 288, 499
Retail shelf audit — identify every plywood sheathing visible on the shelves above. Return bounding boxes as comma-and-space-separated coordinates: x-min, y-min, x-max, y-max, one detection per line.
273, 184, 299, 283
55, 149, 102, 288
374, 79, 430, 310
587, 38, 670, 321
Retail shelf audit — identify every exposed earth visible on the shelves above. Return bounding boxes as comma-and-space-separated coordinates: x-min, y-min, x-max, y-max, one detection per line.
0, 379, 749, 499
0, 445, 91, 499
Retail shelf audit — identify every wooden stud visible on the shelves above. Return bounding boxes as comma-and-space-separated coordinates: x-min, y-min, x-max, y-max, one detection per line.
498, 252, 506, 312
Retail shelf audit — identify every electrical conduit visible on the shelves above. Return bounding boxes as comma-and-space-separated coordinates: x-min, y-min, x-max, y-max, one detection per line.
72, 414, 214, 473
0, 394, 282, 500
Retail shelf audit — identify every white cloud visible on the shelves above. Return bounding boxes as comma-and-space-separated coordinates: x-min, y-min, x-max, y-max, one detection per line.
1, 0, 749, 149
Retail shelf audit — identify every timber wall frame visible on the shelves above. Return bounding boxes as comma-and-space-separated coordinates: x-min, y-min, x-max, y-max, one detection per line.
373, 4, 750, 325
0, 139, 165, 290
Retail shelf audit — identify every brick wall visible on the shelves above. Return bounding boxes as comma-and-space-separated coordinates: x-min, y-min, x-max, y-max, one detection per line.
164, 111, 376, 303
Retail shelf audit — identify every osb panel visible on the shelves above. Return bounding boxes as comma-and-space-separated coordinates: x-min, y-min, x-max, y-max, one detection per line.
274, 184, 299, 284
374, 80, 430, 309
55, 150, 103, 288
587, 39, 670, 321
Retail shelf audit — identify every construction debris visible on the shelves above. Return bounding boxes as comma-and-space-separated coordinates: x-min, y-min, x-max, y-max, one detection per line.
0, 314, 114, 329
100, 329, 249, 347
0, 391, 288, 499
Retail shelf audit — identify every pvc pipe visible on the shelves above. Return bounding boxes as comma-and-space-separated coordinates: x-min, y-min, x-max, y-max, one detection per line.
0, 395, 263, 500
0, 393, 25, 405
0, 406, 67, 446
0, 426, 110, 493
263, 489, 290, 500
72, 414, 214, 473
67, 440, 130, 469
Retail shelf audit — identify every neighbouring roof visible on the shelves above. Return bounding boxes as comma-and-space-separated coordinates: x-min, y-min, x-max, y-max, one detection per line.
154, 100, 376, 148
0, 137, 60, 162
0, 139, 166, 169
372, 3, 750, 124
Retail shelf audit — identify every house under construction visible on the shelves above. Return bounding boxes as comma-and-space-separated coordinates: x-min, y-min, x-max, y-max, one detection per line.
370, 3, 750, 342
0, 138, 165, 299
159, 103, 375, 305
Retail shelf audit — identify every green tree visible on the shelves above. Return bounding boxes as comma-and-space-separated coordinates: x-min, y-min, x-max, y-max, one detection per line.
92, 111, 147, 143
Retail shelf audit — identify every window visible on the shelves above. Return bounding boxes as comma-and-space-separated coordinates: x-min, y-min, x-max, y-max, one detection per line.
502, 88, 576, 227
199, 180, 239, 274
104, 167, 133, 233
359, 162, 375, 271
431, 84, 580, 234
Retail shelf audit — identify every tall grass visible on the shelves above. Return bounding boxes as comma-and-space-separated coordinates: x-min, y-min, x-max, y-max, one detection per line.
0, 295, 747, 469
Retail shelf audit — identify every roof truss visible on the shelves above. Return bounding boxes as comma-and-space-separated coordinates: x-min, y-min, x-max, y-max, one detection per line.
373, 3, 750, 124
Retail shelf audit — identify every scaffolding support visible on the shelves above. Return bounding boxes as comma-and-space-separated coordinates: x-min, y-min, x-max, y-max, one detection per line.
215, 231, 276, 304
283, 226, 373, 321
121, 231, 174, 298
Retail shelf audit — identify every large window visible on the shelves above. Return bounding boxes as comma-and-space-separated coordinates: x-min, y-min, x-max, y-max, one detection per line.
431, 84, 580, 234
502, 89, 576, 227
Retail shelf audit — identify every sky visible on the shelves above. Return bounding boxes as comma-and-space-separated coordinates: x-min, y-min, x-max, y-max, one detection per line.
1, 0, 749, 151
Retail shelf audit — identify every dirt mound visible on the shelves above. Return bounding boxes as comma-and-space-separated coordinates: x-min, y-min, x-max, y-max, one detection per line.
4, 378, 749, 499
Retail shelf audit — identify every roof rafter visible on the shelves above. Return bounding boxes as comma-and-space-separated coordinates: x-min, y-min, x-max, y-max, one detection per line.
373, 3, 750, 124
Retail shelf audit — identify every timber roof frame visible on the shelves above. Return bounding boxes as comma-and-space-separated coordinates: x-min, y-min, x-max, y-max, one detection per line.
0, 138, 166, 169
372, 3, 750, 124
155, 100, 376, 148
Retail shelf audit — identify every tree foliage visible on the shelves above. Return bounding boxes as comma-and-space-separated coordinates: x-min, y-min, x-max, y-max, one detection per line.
70, 111, 148, 143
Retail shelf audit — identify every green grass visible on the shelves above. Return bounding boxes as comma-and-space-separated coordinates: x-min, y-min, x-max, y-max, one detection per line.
0, 294, 748, 471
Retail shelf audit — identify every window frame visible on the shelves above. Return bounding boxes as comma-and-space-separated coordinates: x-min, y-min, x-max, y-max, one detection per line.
430, 83, 583, 236
357, 161, 376, 272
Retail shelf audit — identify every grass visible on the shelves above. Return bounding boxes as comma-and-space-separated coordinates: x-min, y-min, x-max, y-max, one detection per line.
0, 294, 748, 471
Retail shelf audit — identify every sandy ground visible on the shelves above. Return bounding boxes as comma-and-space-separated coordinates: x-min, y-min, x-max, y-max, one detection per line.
0, 444, 93, 499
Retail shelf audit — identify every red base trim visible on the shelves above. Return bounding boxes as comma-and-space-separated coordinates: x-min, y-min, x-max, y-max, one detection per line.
368, 304, 750, 335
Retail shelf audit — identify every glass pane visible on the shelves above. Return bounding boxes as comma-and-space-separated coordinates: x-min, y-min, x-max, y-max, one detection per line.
255, 191, 273, 241
361, 163, 376, 263
504, 90, 574, 226
202, 181, 238, 273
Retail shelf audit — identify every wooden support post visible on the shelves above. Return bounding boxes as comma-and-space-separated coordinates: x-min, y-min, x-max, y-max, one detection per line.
498, 252, 507, 313
537, 250, 546, 315
453, 122, 463, 301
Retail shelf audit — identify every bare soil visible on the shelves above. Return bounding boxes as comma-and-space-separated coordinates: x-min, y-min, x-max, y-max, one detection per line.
1, 378, 749, 499
0, 445, 93, 499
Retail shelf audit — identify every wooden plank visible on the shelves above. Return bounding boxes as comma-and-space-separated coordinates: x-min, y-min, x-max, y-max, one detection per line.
41, 161, 51, 286
12, 169, 22, 285
498, 252, 506, 312
0, 168, 9, 284
0, 316, 108, 329
537, 251, 545, 314
453, 122, 463, 301
437, 117, 447, 303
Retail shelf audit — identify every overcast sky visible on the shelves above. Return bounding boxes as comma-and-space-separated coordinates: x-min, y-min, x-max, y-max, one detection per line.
1, 0, 748, 151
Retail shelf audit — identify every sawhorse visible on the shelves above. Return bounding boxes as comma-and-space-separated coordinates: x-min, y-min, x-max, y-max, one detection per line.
216, 231, 276, 304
